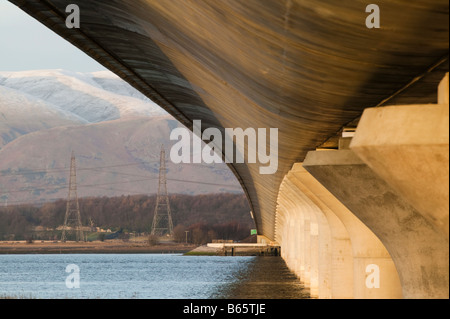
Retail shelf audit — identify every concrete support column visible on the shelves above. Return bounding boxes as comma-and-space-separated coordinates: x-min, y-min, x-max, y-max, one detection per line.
303, 149, 449, 298
301, 197, 312, 290
278, 167, 401, 298
292, 163, 402, 299
284, 180, 333, 298
277, 188, 314, 297
350, 73, 449, 237
276, 192, 304, 282
276, 182, 314, 297
285, 179, 333, 299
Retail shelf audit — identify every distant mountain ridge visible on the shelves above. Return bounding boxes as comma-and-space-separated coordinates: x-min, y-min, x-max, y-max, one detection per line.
0, 69, 166, 123
0, 84, 86, 148
0, 70, 242, 206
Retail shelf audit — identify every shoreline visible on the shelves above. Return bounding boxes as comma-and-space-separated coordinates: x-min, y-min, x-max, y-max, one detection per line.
0, 241, 197, 255
184, 244, 281, 256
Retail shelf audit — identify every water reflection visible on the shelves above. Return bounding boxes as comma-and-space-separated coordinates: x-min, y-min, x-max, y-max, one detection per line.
213, 256, 310, 299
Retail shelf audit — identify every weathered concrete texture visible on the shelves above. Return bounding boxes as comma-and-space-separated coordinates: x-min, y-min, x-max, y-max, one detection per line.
351, 73, 449, 237
276, 164, 402, 299
292, 164, 403, 299
303, 150, 449, 299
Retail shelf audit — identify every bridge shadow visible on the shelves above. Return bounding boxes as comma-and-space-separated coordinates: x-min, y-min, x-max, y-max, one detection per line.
211, 256, 310, 299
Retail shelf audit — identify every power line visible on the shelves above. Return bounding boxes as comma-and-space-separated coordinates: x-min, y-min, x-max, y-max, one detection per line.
0, 161, 158, 178
78, 168, 241, 189
0, 159, 232, 178
167, 178, 242, 189
1, 176, 241, 195
0, 191, 247, 208
0, 157, 243, 209
2, 177, 159, 194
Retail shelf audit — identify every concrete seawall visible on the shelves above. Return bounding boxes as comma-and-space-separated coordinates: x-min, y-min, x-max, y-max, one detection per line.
186, 243, 281, 256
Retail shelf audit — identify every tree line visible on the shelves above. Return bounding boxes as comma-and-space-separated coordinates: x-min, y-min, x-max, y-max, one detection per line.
0, 193, 254, 243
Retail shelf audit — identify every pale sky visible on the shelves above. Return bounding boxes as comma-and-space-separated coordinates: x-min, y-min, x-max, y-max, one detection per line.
0, 0, 107, 72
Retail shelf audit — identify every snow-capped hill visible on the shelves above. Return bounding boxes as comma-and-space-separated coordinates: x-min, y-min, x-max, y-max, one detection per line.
0, 69, 166, 123
0, 85, 86, 148
0, 69, 243, 202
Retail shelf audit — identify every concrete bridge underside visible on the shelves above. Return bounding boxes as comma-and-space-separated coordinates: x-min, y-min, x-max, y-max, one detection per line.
10, 0, 449, 298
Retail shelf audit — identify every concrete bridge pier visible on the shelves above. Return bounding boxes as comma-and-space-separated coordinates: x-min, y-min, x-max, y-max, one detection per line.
278, 174, 344, 299
276, 185, 313, 293
303, 150, 449, 298
276, 165, 403, 298
350, 73, 449, 237
303, 147, 448, 298
290, 165, 403, 299
281, 178, 334, 298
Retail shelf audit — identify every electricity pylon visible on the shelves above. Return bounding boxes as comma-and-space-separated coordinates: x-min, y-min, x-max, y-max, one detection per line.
61, 151, 84, 242
151, 145, 174, 237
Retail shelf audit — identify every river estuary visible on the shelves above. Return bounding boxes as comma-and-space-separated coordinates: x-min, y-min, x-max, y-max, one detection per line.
0, 254, 310, 299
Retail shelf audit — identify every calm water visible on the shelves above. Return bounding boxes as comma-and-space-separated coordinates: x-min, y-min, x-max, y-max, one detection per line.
0, 254, 309, 299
